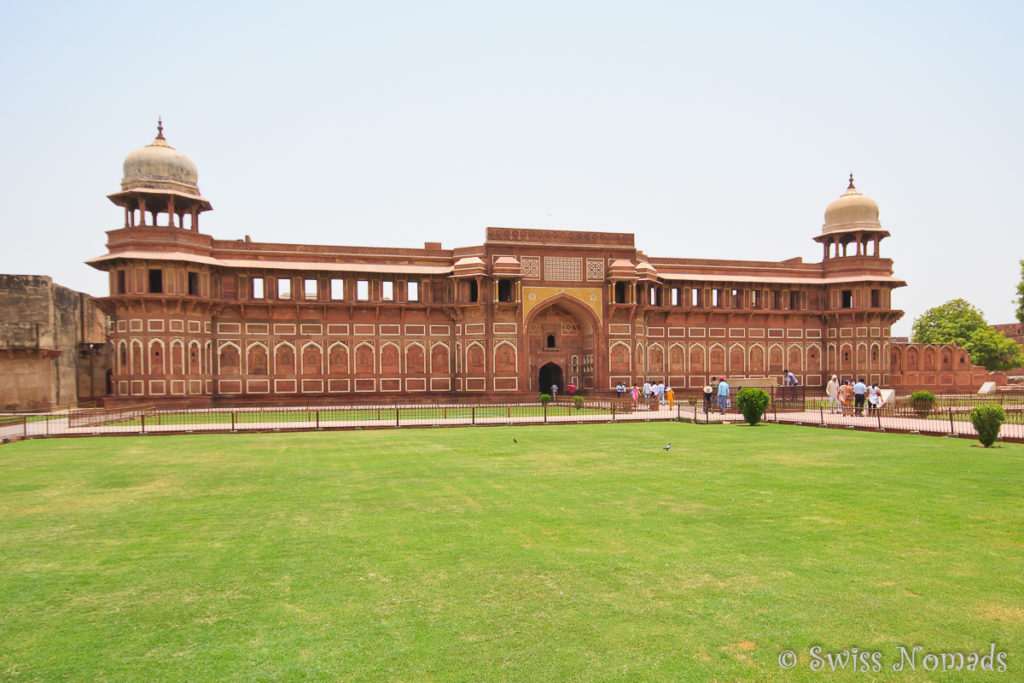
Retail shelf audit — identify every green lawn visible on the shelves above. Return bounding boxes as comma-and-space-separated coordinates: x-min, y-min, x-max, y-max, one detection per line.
1, 424, 1021, 680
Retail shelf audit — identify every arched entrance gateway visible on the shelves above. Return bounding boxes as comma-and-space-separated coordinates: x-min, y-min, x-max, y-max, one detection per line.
525, 295, 600, 393
538, 362, 563, 395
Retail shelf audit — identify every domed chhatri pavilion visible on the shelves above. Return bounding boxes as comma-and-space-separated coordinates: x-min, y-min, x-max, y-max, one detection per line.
87, 123, 992, 404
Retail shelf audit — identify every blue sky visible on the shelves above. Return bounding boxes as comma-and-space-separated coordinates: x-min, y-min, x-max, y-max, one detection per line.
2, 1, 1021, 334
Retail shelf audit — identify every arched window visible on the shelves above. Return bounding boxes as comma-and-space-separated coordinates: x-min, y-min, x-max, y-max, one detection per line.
431, 344, 449, 373
329, 345, 348, 374
276, 346, 295, 374
547, 334, 556, 348
406, 345, 425, 373
219, 346, 239, 374
248, 345, 268, 375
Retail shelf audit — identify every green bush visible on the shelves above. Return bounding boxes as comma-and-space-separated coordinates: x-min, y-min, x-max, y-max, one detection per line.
736, 388, 771, 426
573, 396, 585, 411
970, 404, 1006, 448
910, 391, 936, 417
539, 393, 552, 405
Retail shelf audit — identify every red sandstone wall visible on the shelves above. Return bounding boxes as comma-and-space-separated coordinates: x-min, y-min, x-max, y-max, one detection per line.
888, 342, 1004, 393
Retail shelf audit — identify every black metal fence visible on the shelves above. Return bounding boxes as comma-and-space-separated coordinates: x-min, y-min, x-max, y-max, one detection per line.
3, 389, 1022, 443
765, 402, 1024, 442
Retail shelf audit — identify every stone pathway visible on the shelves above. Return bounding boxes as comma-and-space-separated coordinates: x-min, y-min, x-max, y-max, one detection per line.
2, 405, 1019, 442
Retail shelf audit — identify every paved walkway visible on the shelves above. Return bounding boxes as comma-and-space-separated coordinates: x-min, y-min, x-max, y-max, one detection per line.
770, 409, 1023, 440
2, 405, 1018, 442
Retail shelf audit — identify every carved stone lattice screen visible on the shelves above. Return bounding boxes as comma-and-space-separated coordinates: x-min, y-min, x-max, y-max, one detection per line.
543, 256, 582, 281
521, 257, 541, 280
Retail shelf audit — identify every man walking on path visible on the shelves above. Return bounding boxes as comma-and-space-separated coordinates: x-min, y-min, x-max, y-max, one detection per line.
717, 376, 730, 413
825, 375, 840, 413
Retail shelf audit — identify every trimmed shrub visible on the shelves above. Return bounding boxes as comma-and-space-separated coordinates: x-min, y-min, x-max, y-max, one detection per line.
573, 396, 585, 411
910, 391, 936, 417
539, 393, 552, 405
736, 388, 771, 426
970, 404, 1006, 448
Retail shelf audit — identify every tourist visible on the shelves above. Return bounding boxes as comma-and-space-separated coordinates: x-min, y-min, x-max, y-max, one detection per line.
642, 380, 652, 401
666, 386, 675, 409
783, 368, 799, 386
702, 381, 714, 413
615, 382, 624, 398
867, 383, 882, 413
853, 378, 867, 415
838, 379, 853, 415
567, 383, 576, 397
825, 374, 840, 413
657, 381, 666, 405
551, 383, 558, 401
717, 376, 730, 413
630, 384, 640, 408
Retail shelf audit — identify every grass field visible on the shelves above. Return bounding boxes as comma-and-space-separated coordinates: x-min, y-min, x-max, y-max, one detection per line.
1, 424, 1022, 680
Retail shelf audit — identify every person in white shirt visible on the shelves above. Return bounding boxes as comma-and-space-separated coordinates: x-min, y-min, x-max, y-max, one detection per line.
867, 383, 881, 413
825, 375, 840, 413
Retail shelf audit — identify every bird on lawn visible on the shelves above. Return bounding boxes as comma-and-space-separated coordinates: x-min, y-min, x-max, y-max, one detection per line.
513, 437, 518, 443
663, 443, 671, 451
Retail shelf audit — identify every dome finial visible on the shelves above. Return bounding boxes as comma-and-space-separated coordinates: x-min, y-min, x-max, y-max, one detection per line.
156, 117, 165, 140
847, 173, 855, 190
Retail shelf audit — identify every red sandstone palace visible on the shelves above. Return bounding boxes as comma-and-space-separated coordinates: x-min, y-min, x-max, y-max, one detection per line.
87, 124, 994, 404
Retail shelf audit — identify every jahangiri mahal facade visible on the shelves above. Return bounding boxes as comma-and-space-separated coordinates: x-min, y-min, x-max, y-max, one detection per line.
88, 124, 985, 405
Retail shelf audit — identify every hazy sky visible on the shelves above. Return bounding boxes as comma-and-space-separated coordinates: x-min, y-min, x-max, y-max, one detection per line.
2, 1, 1021, 335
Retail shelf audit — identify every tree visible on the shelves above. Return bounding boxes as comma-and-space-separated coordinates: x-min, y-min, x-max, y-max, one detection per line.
1016, 259, 1024, 324
911, 299, 988, 347
964, 327, 1024, 372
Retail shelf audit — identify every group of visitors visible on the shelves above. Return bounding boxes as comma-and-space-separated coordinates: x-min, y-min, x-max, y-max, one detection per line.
549, 383, 578, 400
700, 377, 730, 413
825, 375, 885, 416
616, 380, 675, 409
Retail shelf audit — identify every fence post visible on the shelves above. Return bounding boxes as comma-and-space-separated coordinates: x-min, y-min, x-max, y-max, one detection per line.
316, 409, 320, 430
396, 406, 400, 427
472, 406, 476, 425
543, 404, 547, 424
878, 407, 883, 431
140, 414, 146, 434
231, 411, 236, 432
611, 401, 616, 421
820, 407, 824, 426
949, 406, 954, 434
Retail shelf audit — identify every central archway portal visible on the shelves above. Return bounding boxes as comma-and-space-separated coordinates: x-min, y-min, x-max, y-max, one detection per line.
527, 298, 597, 392
539, 362, 563, 395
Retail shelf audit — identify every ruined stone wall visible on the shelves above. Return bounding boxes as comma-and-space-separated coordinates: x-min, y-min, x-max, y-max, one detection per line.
0, 275, 111, 409
888, 342, 1003, 393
